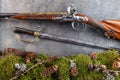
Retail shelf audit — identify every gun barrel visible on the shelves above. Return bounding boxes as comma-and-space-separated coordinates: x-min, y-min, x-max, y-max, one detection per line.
0, 13, 18, 18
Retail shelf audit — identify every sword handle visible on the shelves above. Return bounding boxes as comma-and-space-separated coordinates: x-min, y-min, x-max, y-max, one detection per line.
14, 27, 39, 43
14, 27, 34, 35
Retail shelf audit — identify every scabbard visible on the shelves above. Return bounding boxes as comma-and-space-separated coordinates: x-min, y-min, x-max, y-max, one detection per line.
13, 27, 120, 51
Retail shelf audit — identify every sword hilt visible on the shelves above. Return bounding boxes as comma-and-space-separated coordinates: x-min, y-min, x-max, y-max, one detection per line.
14, 27, 40, 43
14, 27, 35, 35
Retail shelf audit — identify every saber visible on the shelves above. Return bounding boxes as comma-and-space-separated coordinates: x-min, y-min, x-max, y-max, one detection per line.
14, 27, 120, 51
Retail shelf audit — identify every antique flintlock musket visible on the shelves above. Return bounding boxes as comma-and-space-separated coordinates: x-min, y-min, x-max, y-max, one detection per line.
1, 4, 120, 40
13, 27, 120, 51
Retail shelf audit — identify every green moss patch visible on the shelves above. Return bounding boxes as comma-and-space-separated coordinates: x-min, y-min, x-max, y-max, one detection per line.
96, 50, 119, 69
0, 54, 22, 80
54, 56, 70, 80
0, 50, 120, 80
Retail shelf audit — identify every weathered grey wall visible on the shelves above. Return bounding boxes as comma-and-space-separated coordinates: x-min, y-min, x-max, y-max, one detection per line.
0, 0, 120, 56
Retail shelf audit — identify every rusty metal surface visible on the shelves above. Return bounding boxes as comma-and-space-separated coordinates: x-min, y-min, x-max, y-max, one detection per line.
0, 0, 120, 56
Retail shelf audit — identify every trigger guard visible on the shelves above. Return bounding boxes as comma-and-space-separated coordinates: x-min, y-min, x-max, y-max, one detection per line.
72, 22, 80, 30
71, 22, 87, 31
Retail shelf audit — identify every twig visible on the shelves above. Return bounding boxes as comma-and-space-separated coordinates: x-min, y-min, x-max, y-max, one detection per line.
10, 56, 58, 80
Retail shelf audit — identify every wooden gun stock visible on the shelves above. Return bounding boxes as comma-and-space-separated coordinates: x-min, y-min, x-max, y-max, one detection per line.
102, 20, 120, 40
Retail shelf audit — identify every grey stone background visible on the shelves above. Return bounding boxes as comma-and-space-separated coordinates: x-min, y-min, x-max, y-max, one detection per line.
0, 0, 120, 56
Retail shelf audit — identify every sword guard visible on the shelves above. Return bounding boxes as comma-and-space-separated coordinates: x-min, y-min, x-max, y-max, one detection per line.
14, 26, 40, 43
20, 34, 39, 43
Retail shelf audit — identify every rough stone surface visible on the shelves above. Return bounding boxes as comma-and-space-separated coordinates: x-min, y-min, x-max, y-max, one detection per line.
0, 0, 120, 56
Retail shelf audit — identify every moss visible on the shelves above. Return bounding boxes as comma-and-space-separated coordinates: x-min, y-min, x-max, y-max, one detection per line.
0, 50, 120, 80
88, 71, 104, 80
0, 54, 23, 80
19, 53, 51, 80
116, 76, 120, 80
69, 54, 105, 80
36, 54, 49, 60
96, 50, 119, 69
54, 56, 70, 80
19, 64, 51, 80
70, 54, 93, 80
